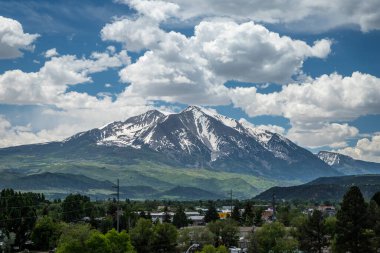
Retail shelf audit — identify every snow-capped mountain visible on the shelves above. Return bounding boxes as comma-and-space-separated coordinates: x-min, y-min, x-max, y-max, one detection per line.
317, 151, 380, 175
62, 106, 336, 180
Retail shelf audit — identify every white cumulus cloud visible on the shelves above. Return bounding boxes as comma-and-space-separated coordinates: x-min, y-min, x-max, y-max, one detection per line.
336, 134, 380, 163
44, 48, 59, 58
0, 16, 39, 59
159, 0, 380, 32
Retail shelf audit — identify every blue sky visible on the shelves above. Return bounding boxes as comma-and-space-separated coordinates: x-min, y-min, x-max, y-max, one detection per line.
0, 0, 379, 162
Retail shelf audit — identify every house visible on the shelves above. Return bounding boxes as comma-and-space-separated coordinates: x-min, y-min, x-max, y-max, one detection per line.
317, 205, 336, 216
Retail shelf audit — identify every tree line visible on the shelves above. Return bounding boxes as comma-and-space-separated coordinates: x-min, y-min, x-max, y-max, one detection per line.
0, 186, 380, 252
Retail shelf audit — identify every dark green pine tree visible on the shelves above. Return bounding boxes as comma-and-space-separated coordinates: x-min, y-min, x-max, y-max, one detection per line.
204, 201, 220, 223
230, 205, 242, 224
162, 206, 171, 223
298, 210, 328, 253
172, 205, 189, 228
335, 186, 373, 253
242, 202, 254, 226
369, 192, 380, 251
253, 208, 263, 227
371, 191, 380, 206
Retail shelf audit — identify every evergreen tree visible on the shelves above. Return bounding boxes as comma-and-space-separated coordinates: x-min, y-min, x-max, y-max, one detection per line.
242, 202, 254, 226
368, 199, 380, 251
204, 202, 220, 223
371, 191, 380, 206
335, 186, 372, 253
62, 194, 92, 223
253, 208, 263, 227
230, 206, 241, 224
162, 206, 171, 223
297, 210, 328, 253
172, 205, 189, 228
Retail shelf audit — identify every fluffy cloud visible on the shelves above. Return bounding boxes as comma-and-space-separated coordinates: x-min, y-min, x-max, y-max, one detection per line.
44, 48, 59, 58
0, 99, 152, 147
161, 0, 380, 32
230, 72, 380, 123
0, 16, 39, 59
337, 134, 380, 163
196, 21, 331, 84
104, 16, 331, 104
287, 123, 359, 148
0, 49, 130, 105
230, 72, 380, 147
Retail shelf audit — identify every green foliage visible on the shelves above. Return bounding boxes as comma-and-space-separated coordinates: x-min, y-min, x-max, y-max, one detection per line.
152, 222, 178, 253
0, 189, 44, 247
56, 223, 92, 253
197, 244, 228, 253
130, 218, 154, 253
31, 216, 64, 250
253, 208, 264, 227
230, 205, 241, 224
296, 210, 328, 253
368, 200, 380, 251
250, 221, 298, 253
207, 219, 239, 248
105, 229, 135, 253
204, 201, 219, 223
335, 186, 372, 253
242, 202, 254, 226
371, 191, 380, 206
61, 194, 93, 222
172, 205, 189, 228
56, 224, 135, 253
324, 216, 337, 237
85, 230, 112, 253
162, 206, 171, 223
177, 226, 214, 252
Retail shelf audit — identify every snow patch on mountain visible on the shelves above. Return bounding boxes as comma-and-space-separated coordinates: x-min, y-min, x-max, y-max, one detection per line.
318, 151, 341, 166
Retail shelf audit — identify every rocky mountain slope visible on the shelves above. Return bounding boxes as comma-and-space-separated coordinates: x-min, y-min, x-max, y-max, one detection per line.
0, 106, 348, 199
60, 106, 337, 180
318, 151, 380, 175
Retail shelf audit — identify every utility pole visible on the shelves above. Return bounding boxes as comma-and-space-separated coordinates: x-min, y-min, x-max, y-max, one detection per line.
112, 179, 120, 232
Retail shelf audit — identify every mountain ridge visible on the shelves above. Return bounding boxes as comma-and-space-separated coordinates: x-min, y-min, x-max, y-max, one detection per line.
317, 151, 380, 175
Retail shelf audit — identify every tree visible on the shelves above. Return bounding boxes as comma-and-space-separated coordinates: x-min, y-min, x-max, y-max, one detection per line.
207, 219, 239, 248
130, 218, 154, 253
297, 210, 328, 253
197, 244, 228, 253
105, 229, 135, 253
56, 223, 92, 253
242, 202, 254, 226
0, 189, 42, 248
230, 206, 241, 224
31, 216, 64, 251
335, 186, 372, 253
204, 202, 219, 223
249, 221, 298, 253
177, 227, 214, 252
253, 208, 263, 227
368, 199, 380, 251
61, 194, 92, 223
162, 206, 171, 223
371, 191, 380, 206
85, 230, 112, 253
152, 222, 178, 253
172, 205, 189, 228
